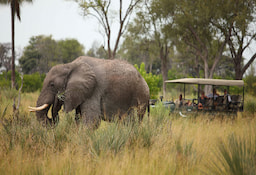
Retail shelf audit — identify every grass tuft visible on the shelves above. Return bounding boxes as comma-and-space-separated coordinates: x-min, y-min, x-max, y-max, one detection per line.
206, 132, 256, 175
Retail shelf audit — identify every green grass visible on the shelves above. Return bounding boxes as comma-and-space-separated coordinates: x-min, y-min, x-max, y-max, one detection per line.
0, 90, 256, 174
206, 132, 256, 175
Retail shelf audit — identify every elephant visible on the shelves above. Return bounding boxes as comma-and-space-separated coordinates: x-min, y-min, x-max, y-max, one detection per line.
29, 56, 150, 129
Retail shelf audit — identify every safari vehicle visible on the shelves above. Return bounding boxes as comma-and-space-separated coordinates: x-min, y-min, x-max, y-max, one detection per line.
163, 78, 244, 116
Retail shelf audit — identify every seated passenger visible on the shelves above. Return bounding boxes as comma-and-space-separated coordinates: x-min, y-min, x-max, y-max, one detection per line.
223, 89, 231, 109
175, 94, 183, 108
198, 91, 208, 109
207, 88, 219, 99
187, 100, 192, 106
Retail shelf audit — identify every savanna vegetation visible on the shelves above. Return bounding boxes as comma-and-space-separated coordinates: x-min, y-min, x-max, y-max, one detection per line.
0, 89, 256, 175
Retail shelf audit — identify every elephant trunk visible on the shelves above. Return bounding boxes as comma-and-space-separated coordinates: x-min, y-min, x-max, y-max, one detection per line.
35, 104, 53, 125
30, 93, 63, 126
51, 96, 63, 124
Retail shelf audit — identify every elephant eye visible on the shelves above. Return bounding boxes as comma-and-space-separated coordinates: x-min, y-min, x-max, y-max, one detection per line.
50, 82, 54, 87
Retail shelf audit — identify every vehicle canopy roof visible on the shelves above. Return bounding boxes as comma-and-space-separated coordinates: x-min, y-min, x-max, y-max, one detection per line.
165, 78, 244, 87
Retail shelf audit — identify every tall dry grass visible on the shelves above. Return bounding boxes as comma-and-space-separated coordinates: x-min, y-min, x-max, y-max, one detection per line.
0, 90, 256, 175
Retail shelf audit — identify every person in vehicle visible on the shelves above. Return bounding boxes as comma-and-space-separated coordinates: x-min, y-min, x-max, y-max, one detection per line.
176, 94, 183, 108
207, 88, 219, 99
198, 91, 208, 109
223, 89, 231, 107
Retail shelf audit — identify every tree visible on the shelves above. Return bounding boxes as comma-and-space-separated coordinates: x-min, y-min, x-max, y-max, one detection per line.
19, 35, 85, 74
152, 0, 230, 94
120, 0, 175, 96
119, 15, 160, 72
58, 39, 85, 63
150, 0, 175, 96
77, 0, 142, 59
176, 1, 226, 78
210, 0, 256, 80
19, 35, 57, 74
19, 43, 41, 74
0, 0, 32, 88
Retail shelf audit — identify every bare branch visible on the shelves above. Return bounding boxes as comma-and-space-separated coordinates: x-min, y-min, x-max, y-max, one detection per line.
242, 33, 256, 53
79, 0, 141, 59
112, 0, 142, 58
242, 53, 256, 75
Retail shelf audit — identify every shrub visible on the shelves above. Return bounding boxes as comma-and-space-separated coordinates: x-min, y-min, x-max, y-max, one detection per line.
244, 73, 256, 96
135, 62, 162, 99
244, 97, 256, 114
0, 71, 45, 93
0, 71, 21, 88
22, 73, 45, 92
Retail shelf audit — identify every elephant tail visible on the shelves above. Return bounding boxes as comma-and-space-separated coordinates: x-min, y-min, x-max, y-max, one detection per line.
147, 101, 150, 118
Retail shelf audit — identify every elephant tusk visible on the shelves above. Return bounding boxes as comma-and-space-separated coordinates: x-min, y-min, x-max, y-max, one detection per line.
28, 104, 49, 112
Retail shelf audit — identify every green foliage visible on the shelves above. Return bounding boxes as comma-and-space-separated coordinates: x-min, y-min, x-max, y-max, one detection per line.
22, 73, 45, 92
244, 75, 256, 96
135, 62, 162, 99
19, 35, 85, 74
19, 35, 57, 74
0, 71, 21, 88
118, 7, 161, 74
120, 0, 256, 80
0, 71, 44, 92
245, 97, 256, 115
58, 39, 85, 63
168, 68, 184, 80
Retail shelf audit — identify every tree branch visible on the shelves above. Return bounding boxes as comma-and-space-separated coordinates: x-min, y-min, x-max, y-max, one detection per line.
242, 53, 256, 75
112, 0, 142, 58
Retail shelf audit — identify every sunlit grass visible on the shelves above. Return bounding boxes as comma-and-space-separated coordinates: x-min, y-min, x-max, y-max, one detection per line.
0, 90, 256, 175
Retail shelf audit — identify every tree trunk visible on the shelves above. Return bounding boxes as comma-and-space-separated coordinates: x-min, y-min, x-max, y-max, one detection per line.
233, 53, 256, 80
160, 45, 169, 98
107, 37, 112, 59
203, 59, 212, 95
234, 57, 243, 80
200, 52, 212, 95
11, 2, 15, 89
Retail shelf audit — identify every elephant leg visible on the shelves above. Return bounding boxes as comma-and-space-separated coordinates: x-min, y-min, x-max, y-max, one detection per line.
75, 105, 81, 124
80, 101, 101, 129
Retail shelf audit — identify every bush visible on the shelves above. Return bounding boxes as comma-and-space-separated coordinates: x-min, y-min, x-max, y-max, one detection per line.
0, 71, 21, 88
244, 74, 256, 96
135, 62, 162, 99
22, 73, 45, 92
0, 71, 45, 93
245, 97, 256, 114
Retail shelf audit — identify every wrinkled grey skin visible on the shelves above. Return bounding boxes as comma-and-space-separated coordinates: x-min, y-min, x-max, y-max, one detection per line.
35, 56, 150, 129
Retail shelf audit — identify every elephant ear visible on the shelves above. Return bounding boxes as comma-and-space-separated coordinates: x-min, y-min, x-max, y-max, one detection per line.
64, 62, 96, 112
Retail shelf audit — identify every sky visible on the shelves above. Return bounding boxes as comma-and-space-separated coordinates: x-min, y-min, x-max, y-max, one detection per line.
0, 0, 105, 53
